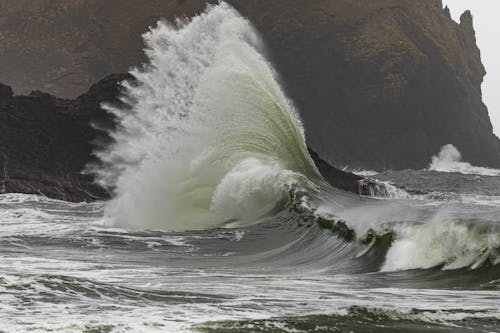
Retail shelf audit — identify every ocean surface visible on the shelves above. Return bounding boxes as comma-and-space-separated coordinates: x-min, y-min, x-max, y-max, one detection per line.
1, 3, 499, 332
1, 167, 499, 332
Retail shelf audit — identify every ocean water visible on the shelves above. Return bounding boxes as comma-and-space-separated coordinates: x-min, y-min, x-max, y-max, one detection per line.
1, 168, 499, 332
1, 3, 499, 332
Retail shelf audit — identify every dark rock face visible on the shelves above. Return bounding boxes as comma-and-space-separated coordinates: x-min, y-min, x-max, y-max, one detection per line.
0, 0, 499, 171
228, 0, 500, 170
0, 74, 130, 201
0, 74, 365, 201
308, 148, 363, 194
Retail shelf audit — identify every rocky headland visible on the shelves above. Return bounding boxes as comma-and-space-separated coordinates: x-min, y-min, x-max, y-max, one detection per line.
1, 0, 499, 200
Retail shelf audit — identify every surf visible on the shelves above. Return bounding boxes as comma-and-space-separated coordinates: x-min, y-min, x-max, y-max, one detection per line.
92, 3, 322, 231
89, 2, 500, 275
429, 144, 500, 176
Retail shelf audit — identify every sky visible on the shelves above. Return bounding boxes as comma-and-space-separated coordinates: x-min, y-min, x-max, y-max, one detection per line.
443, 1, 500, 135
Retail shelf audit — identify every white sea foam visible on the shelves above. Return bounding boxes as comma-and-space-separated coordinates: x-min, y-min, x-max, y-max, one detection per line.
211, 158, 301, 222
429, 144, 500, 176
381, 218, 500, 272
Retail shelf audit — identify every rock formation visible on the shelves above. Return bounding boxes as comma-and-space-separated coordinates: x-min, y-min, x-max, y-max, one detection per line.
0, 74, 130, 201
230, 0, 500, 170
0, 75, 370, 201
0, 0, 499, 171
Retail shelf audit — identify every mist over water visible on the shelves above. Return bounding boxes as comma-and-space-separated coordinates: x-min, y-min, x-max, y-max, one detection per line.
2, 3, 499, 332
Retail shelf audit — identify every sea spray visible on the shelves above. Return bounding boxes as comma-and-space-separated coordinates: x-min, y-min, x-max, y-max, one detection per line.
429, 144, 500, 176
92, 3, 321, 230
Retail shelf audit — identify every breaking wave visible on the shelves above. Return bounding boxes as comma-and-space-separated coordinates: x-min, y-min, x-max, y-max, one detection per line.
89, 2, 500, 275
429, 144, 500, 176
315, 202, 500, 272
93, 3, 321, 230
381, 219, 500, 271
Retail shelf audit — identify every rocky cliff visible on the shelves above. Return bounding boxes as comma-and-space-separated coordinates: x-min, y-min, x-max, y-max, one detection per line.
0, 0, 499, 170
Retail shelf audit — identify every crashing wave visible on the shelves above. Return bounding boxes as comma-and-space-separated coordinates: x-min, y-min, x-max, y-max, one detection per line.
92, 3, 322, 231
314, 212, 500, 272
380, 219, 500, 271
87, 2, 500, 274
429, 144, 500, 176
315, 193, 500, 272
